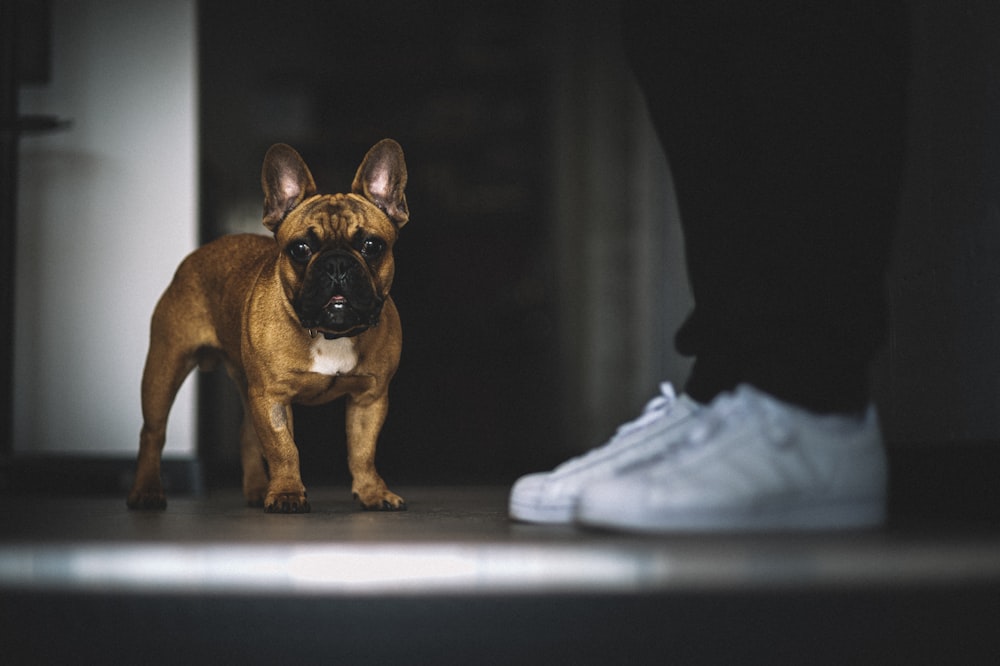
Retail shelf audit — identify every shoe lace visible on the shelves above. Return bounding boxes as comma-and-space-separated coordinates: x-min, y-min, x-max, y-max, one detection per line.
554, 383, 679, 473
615, 382, 678, 438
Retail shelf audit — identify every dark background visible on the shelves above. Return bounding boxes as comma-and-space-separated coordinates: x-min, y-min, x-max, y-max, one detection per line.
198, 1, 565, 486
193, 0, 1000, 494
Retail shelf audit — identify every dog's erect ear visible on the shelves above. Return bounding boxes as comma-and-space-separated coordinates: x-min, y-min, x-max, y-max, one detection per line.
352, 139, 409, 228
261, 144, 317, 233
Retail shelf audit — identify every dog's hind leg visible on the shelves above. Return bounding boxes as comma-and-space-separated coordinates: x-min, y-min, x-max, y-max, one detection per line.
237, 390, 270, 506
126, 331, 199, 510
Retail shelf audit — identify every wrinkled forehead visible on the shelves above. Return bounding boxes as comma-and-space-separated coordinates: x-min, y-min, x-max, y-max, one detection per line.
280, 193, 395, 241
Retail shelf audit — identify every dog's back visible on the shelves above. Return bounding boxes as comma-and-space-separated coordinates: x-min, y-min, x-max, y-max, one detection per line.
152, 234, 275, 364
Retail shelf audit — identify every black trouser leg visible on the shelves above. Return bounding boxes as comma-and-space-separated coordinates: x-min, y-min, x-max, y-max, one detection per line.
623, 1, 910, 412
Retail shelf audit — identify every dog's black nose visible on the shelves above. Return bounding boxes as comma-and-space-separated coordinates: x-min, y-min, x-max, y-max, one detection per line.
322, 252, 360, 283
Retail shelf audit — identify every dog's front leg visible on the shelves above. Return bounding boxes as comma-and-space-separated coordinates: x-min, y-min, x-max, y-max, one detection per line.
248, 396, 310, 513
346, 393, 406, 510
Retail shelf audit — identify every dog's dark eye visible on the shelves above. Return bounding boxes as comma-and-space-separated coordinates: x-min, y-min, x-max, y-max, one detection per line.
360, 237, 386, 258
288, 241, 313, 263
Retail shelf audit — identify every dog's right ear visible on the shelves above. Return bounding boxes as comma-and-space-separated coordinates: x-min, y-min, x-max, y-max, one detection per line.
261, 144, 317, 233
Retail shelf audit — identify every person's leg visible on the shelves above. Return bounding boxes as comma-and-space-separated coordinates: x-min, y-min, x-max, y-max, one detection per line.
573, 1, 909, 532
511, 1, 909, 529
623, 1, 909, 413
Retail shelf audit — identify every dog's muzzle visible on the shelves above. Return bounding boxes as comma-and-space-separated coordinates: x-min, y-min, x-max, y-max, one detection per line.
295, 250, 384, 339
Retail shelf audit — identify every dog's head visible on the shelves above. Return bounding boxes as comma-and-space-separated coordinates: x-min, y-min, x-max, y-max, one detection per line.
261, 139, 409, 339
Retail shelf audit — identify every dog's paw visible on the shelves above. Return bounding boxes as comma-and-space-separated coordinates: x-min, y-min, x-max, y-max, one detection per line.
354, 489, 407, 511
126, 490, 167, 511
263, 491, 311, 514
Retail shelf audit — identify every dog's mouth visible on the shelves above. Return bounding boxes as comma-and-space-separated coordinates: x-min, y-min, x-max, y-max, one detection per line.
326, 294, 349, 311
298, 291, 383, 340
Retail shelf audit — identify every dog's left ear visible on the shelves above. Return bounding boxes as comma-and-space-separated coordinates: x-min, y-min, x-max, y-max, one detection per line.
352, 139, 409, 228
262, 143, 317, 233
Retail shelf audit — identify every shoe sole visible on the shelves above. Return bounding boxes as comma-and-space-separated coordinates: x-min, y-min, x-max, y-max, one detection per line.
509, 496, 575, 524
577, 497, 886, 533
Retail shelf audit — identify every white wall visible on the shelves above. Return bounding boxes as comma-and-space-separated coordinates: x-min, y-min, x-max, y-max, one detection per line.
14, 0, 198, 457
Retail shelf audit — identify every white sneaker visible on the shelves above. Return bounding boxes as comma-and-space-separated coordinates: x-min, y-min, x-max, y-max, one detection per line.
509, 383, 701, 524
575, 384, 887, 532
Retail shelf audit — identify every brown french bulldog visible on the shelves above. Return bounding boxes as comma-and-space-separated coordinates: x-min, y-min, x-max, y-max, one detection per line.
127, 140, 409, 513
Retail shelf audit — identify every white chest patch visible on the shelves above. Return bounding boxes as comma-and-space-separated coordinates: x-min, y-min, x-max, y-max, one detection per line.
308, 336, 358, 376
